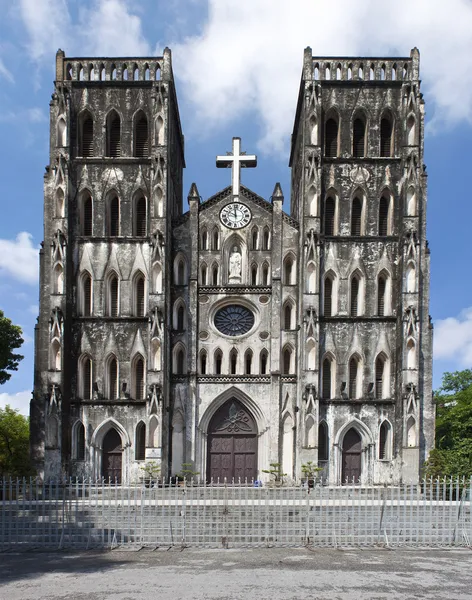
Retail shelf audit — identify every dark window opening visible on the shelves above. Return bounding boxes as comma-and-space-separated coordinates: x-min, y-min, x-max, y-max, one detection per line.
351, 198, 362, 235
134, 197, 147, 236
135, 422, 146, 460
323, 197, 335, 235
378, 197, 389, 236
325, 118, 338, 157
80, 116, 94, 157
350, 277, 359, 316
135, 115, 149, 157
322, 359, 331, 398
380, 118, 393, 157
353, 118, 366, 157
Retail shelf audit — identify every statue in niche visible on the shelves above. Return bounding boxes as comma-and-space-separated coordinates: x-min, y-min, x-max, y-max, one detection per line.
229, 246, 242, 280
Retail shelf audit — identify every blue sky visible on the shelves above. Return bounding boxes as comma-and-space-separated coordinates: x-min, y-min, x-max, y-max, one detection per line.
1, 0, 472, 414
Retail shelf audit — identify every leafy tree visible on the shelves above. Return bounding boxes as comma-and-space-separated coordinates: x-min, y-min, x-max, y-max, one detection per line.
424, 369, 472, 479
0, 310, 24, 385
0, 406, 32, 477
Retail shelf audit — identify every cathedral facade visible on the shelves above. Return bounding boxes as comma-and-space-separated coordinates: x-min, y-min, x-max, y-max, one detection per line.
31, 47, 434, 485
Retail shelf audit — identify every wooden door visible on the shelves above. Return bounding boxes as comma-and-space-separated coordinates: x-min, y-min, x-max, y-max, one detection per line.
207, 399, 257, 482
342, 428, 362, 484
102, 428, 122, 483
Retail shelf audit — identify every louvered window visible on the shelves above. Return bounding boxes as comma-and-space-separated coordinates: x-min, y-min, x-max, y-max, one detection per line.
135, 422, 146, 460
284, 304, 292, 329
81, 117, 94, 157
109, 358, 118, 399
109, 276, 118, 317
107, 113, 121, 157
322, 358, 331, 398
82, 196, 93, 236
379, 422, 388, 459
324, 278, 332, 317
135, 115, 148, 157
378, 276, 386, 316
351, 198, 362, 235
349, 357, 358, 398
325, 118, 338, 157
176, 350, 185, 374
135, 276, 145, 317
380, 118, 393, 157
323, 197, 335, 235
83, 275, 92, 316
135, 358, 144, 399
134, 197, 146, 236
82, 357, 92, 400
353, 118, 366, 157
350, 277, 359, 316
375, 357, 384, 399
108, 196, 119, 236
378, 197, 389, 236
76, 422, 85, 460
318, 423, 328, 460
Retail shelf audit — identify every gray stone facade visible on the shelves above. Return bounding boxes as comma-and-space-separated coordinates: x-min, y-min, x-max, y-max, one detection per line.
31, 47, 434, 485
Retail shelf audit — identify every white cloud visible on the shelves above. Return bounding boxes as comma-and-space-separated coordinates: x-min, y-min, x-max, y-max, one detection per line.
172, 0, 472, 153
0, 232, 39, 285
19, 0, 71, 61
0, 390, 31, 416
0, 58, 14, 83
434, 307, 472, 367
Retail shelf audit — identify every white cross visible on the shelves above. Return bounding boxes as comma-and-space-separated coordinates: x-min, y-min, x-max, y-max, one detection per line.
216, 137, 257, 196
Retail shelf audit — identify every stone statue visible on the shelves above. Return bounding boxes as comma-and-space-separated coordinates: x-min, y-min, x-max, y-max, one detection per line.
229, 246, 242, 279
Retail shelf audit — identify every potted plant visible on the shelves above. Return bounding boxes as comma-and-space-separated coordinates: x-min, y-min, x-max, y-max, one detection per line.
262, 462, 287, 487
140, 461, 161, 488
301, 461, 323, 488
177, 463, 200, 486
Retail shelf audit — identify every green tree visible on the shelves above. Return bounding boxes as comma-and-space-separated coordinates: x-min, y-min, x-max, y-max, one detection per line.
424, 369, 472, 479
0, 310, 24, 385
0, 406, 32, 477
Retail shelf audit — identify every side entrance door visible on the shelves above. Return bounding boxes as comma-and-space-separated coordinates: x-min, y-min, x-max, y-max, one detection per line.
342, 428, 362, 484
102, 428, 123, 483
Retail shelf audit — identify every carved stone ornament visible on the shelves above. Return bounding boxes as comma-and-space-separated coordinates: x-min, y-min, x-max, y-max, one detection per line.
349, 166, 370, 184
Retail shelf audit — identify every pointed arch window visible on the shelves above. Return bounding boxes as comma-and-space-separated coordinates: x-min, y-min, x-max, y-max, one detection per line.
350, 275, 359, 316
283, 256, 294, 285
50, 339, 61, 371
305, 416, 316, 448
134, 273, 145, 317
57, 118, 67, 147
201, 263, 207, 285
176, 259, 185, 285
212, 229, 219, 250
176, 304, 185, 331
74, 421, 85, 460
353, 116, 366, 157
134, 357, 145, 399
284, 302, 293, 330
318, 422, 329, 461
230, 349, 238, 375
407, 187, 416, 216
54, 264, 64, 295
214, 349, 223, 375
378, 196, 390, 236
135, 422, 146, 460
79, 113, 94, 157
80, 355, 92, 400
406, 263, 416, 293
325, 117, 339, 157
349, 356, 360, 399
379, 421, 391, 459
134, 195, 147, 236
407, 339, 416, 369
309, 115, 318, 144
251, 264, 258, 286
107, 195, 120, 237
56, 189, 65, 218
322, 196, 335, 235
107, 273, 119, 317
324, 276, 333, 317
251, 227, 258, 250
378, 274, 387, 316
244, 349, 253, 374
262, 263, 269, 285
262, 228, 270, 250
212, 264, 219, 285
175, 347, 185, 375
200, 228, 209, 250
107, 356, 118, 400
80, 272, 92, 316
260, 349, 268, 374
283, 347, 293, 374
380, 115, 393, 157
407, 416, 417, 447
106, 111, 121, 157
375, 355, 386, 399
134, 113, 149, 157
200, 350, 207, 375
322, 357, 332, 399
351, 197, 362, 236
81, 193, 93, 236
407, 115, 416, 145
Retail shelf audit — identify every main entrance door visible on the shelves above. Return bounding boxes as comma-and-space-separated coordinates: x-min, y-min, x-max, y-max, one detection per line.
342, 428, 362, 484
102, 428, 123, 483
207, 399, 257, 482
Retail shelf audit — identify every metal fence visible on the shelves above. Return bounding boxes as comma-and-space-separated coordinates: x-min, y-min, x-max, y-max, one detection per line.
1, 477, 471, 549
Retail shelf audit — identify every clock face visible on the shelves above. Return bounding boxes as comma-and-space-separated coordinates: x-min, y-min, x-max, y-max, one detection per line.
220, 203, 252, 229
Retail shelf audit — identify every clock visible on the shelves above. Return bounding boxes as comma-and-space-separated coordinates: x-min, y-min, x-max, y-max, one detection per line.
220, 203, 252, 229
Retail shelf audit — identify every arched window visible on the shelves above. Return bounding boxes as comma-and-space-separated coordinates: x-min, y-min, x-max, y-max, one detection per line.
99, 64, 105, 80
307, 262, 316, 293
358, 64, 364, 80
134, 195, 147, 236
81, 193, 93, 236
111, 64, 117, 80
283, 256, 294, 285
79, 112, 93, 157
336, 63, 342, 80
134, 272, 145, 316
251, 227, 258, 250
379, 421, 391, 460
318, 422, 329, 461
107, 356, 118, 400
80, 355, 92, 400
351, 197, 363, 235
230, 349, 238, 375
370, 64, 375, 80
149, 416, 159, 447
406, 187, 416, 216
325, 117, 339, 157
174, 347, 186, 374
283, 302, 293, 330
175, 257, 187, 285
74, 421, 85, 460
378, 196, 390, 236
134, 113, 149, 157
347, 64, 353, 79
350, 275, 359, 316
107, 273, 119, 317
349, 356, 360, 399
375, 355, 386, 399
122, 65, 128, 80
322, 357, 332, 399
378, 274, 387, 316
381, 64, 386, 80
200, 350, 207, 375
212, 264, 219, 285
262, 263, 269, 285
324, 276, 333, 317
156, 116, 164, 145
107, 195, 120, 236
134, 356, 145, 399
133, 64, 139, 81
244, 349, 253, 374
54, 264, 64, 295
214, 349, 223, 375
251, 264, 258, 286
407, 339, 416, 369
151, 338, 161, 370
283, 347, 293, 374
353, 116, 366, 157
57, 118, 67, 147
262, 228, 270, 250
260, 349, 268, 374
322, 196, 336, 235
135, 422, 146, 460
176, 303, 185, 331
106, 111, 121, 157
144, 64, 150, 80
201, 263, 207, 285
407, 115, 416, 145
307, 186, 317, 216
200, 228, 209, 250
79, 272, 92, 316
380, 115, 393, 157
406, 263, 416, 293
212, 228, 219, 250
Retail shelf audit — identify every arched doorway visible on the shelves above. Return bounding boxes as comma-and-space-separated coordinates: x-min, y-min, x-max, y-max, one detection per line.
207, 399, 257, 482
102, 428, 123, 483
342, 428, 362, 483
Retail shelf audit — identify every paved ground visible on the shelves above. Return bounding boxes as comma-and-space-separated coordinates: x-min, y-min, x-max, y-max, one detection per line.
0, 547, 471, 599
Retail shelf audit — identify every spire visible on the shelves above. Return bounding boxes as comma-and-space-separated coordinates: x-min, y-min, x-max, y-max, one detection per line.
187, 182, 200, 203
272, 182, 284, 203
